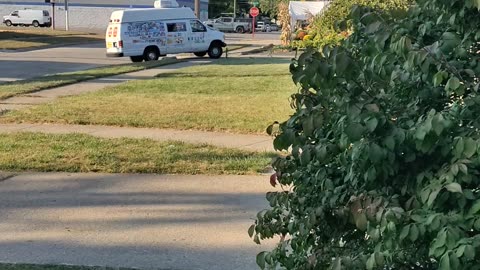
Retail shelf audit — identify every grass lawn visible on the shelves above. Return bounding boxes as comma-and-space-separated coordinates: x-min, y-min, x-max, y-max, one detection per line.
0, 28, 103, 50
1, 58, 296, 134
0, 132, 274, 175
0, 263, 138, 270
0, 58, 179, 100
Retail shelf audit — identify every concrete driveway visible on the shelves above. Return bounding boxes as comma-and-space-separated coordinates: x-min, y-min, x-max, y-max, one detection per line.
0, 173, 276, 270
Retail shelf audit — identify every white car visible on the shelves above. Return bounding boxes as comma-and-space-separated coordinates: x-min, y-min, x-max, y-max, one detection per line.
3, 9, 51, 27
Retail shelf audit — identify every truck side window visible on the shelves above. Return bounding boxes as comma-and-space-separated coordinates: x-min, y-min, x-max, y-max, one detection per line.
43, 10, 49, 16
11, 11, 18, 16
190, 20, 206, 33
167, 22, 187, 32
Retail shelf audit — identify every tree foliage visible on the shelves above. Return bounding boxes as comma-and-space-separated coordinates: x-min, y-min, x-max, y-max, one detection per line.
301, 0, 410, 48
251, 0, 480, 269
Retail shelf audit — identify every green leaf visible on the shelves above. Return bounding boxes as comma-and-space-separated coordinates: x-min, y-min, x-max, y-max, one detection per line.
369, 143, 383, 163
409, 224, 419, 242
464, 245, 475, 260
374, 252, 385, 266
248, 224, 255, 238
365, 117, 379, 132
400, 225, 410, 241
432, 114, 445, 135
335, 52, 350, 74
366, 254, 376, 270
256, 251, 266, 269
446, 77, 461, 91
384, 136, 395, 151
439, 252, 450, 270
455, 138, 465, 157
345, 123, 364, 141
464, 138, 477, 158
468, 200, 480, 215
355, 212, 368, 231
433, 71, 444, 86
428, 188, 441, 206
366, 21, 382, 33
445, 183, 462, 193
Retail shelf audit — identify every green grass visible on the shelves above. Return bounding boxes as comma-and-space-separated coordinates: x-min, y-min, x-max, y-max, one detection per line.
1, 58, 295, 134
0, 58, 179, 99
0, 263, 138, 270
0, 132, 274, 175
0, 28, 103, 50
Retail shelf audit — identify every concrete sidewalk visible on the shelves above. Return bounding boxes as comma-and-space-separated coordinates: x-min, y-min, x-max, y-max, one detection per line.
0, 123, 274, 152
0, 172, 276, 270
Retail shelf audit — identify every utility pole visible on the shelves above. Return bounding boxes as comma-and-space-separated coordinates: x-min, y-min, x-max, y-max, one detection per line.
194, 0, 200, 19
233, 0, 236, 18
64, 0, 69, 31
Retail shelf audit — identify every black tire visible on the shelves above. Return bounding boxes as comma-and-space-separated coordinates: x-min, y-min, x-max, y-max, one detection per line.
32, 21, 39, 27
5, 20, 12, 27
130, 56, 144, 63
236, 26, 245, 33
194, 51, 207, 57
208, 42, 223, 59
143, 46, 160, 61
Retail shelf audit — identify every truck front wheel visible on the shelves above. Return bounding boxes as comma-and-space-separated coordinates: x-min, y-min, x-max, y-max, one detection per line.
32, 20, 39, 27
5, 20, 12, 27
208, 43, 223, 59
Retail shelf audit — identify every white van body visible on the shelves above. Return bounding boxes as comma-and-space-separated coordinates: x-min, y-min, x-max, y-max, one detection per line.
106, 8, 226, 62
3, 9, 51, 27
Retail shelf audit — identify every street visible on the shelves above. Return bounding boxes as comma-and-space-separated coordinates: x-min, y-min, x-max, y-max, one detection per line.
0, 32, 281, 82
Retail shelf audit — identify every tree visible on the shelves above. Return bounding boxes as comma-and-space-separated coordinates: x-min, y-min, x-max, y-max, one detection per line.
251, 0, 480, 269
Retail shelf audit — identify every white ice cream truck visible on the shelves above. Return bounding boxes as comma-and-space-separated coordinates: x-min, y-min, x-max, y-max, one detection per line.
106, 4, 226, 62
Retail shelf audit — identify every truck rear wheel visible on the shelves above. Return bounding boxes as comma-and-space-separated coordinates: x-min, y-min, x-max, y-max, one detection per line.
143, 46, 160, 61
194, 51, 207, 57
130, 56, 144, 63
208, 43, 223, 59
32, 21, 39, 27
236, 26, 245, 33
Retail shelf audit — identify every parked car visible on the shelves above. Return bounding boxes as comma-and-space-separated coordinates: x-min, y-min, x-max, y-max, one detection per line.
205, 17, 251, 33
3, 9, 51, 27
269, 23, 279, 31
255, 21, 266, 32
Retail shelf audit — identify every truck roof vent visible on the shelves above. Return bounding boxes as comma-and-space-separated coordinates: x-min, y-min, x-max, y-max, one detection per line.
154, 0, 180, 8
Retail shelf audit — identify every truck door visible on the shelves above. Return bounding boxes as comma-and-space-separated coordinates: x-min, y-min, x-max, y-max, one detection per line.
188, 20, 209, 52
222, 18, 233, 31
166, 21, 188, 54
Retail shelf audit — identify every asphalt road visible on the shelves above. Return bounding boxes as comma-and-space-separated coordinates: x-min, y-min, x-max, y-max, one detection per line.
0, 173, 276, 270
0, 32, 280, 82
0, 42, 129, 82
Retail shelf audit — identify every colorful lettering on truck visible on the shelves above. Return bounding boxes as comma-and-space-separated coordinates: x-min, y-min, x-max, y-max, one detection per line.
106, 8, 226, 62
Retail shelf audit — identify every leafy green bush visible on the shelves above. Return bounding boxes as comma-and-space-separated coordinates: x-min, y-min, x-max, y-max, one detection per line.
251, 0, 480, 269
307, 0, 410, 48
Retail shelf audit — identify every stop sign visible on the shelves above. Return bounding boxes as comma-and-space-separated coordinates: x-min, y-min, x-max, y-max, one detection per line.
249, 7, 259, 17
